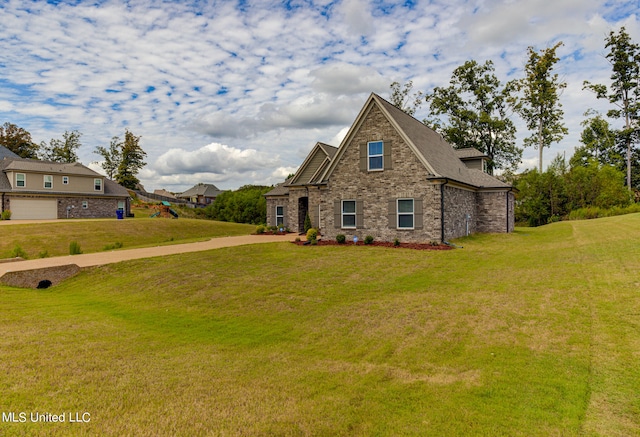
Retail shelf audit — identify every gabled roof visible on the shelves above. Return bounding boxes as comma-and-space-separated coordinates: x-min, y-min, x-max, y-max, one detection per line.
3, 157, 102, 177
456, 148, 488, 160
0, 156, 129, 197
288, 142, 338, 186
264, 179, 291, 197
0, 145, 20, 160
321, 93, 508, 189
178, 183, 223, 198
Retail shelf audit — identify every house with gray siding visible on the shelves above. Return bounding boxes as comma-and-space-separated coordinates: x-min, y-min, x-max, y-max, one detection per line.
265, 93, 515, 242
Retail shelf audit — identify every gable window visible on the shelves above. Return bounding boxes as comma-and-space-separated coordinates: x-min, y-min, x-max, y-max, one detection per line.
16, 173, 25, 188
94, 178, 102, 191
342, 200, 356, 228
44, 175, 53, 189
397, 199, 414, 229
276, 205, 284, 226
63, 176, 69, 185
368, 141, 383, 171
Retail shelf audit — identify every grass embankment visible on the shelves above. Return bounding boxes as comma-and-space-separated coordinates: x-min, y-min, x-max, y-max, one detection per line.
0, 217, 254, 259
1, 215, 640, 435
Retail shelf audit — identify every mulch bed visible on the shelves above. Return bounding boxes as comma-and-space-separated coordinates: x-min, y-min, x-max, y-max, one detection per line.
292, 239, 453, 250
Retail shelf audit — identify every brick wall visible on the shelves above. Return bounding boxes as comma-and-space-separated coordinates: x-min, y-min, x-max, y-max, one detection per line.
476, 191, 514, 233
57, 197, 123, 219
443, 185, 477, 240
322, 104, 442, 243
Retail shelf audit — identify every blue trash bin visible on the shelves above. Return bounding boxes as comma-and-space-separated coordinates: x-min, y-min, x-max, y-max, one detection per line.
116, 210, 124, 219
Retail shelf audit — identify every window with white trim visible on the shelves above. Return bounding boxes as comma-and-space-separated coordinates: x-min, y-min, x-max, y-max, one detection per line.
342, 200, 356, 229
63, 176, 69, 185
368, 141, 383, 171
276, 205, 284, 226
16, 173, 25, 187
94, 178, 102, 191
397, 199, 414, 229
44, 175, 53, 189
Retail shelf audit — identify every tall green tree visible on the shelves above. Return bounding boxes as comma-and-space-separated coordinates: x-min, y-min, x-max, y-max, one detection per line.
571, 110, 620, 168
0, 122, 39, 158
94, 136, 123, 179
511, 42, 568, 173
40, 130, 82, 163
583, 27, 640, 190
424, 60, 521, 174
115, 130, 146, 190
389, 80, 423, 116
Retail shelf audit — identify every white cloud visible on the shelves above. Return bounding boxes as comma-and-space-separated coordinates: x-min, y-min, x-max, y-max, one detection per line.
0, 0, 637, 190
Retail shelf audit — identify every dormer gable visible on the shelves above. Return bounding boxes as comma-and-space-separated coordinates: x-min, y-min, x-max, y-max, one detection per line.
288, 142, 337, 186
456, 148, 490, 173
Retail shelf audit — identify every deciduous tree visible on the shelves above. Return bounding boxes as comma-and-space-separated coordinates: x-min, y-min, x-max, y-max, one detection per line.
40, 130, 82, 163
115, 130, 146, 190
424, 60, 521, 174
389, 80, 423, 116
94, 137, 122, 179
0, 122, 39, 158
511, 42, 568, 173
583, 27, 640, 190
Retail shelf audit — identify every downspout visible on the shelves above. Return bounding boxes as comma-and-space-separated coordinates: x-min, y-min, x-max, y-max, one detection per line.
506, 187, 514, 232
440, 179, 448, 243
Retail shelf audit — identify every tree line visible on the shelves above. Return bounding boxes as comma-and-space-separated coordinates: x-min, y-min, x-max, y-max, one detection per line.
390, 27, 639, 225
0, 123, 146, 190
391, 27, 639, 189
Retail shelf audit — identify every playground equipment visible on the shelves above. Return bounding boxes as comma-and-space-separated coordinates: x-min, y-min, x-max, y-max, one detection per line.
151, 201, 179, 219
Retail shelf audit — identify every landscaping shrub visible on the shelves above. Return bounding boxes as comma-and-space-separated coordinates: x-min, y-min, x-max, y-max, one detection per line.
393, 238, 400, 247
303, 213, 312, 233
306, 228, 318, 243
69, 241, 83, 255
364, 235, 374, 245
256, 224, 266, 234
1, 210, 10, 220
336, 234, 346, 244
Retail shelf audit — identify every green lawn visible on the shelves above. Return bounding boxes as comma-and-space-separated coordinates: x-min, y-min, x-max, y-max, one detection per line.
1, 215, 639, 435
0, 217, 254, 259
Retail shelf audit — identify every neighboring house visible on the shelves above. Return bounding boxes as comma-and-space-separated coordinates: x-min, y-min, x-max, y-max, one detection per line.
177, 183, 223, 206
153, 189, 177, 199
0, 147, 131, 219
265, 93, 515, 243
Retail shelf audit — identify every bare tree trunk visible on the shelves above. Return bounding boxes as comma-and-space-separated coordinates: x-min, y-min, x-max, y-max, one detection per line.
538, 119, 544, 173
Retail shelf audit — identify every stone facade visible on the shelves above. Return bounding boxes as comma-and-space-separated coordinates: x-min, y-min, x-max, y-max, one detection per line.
264, 93, 515, 242
322, 105, 442, 243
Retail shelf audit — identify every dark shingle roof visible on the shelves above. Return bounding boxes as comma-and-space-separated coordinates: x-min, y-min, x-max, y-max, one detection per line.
178, 183, 223, 198
0, 146, 20, 160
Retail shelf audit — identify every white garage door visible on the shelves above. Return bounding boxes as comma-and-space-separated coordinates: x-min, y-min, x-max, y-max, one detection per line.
10, 199, 58, 220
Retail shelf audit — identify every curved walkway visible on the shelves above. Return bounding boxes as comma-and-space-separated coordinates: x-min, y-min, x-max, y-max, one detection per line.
0, 234, 299, 276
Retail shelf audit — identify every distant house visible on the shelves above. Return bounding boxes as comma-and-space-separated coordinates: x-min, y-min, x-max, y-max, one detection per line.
177, 183, 223, 206
0, 146, 131, 220
153, 189, 176, 199
265, 93, 515, 243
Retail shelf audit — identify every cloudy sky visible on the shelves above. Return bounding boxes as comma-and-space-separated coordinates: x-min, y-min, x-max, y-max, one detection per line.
1, 0, 638, 192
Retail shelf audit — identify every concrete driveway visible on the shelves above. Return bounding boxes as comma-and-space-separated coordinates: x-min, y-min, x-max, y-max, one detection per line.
0, 233, 298, 276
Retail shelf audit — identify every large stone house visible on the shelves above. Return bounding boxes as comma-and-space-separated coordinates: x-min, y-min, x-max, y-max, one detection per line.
0, 146, 131, 219
265, 93, 515, 243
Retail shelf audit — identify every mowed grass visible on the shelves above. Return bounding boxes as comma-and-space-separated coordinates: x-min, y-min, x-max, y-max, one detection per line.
0, 217, 254, 259
1, 215, 640, 435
